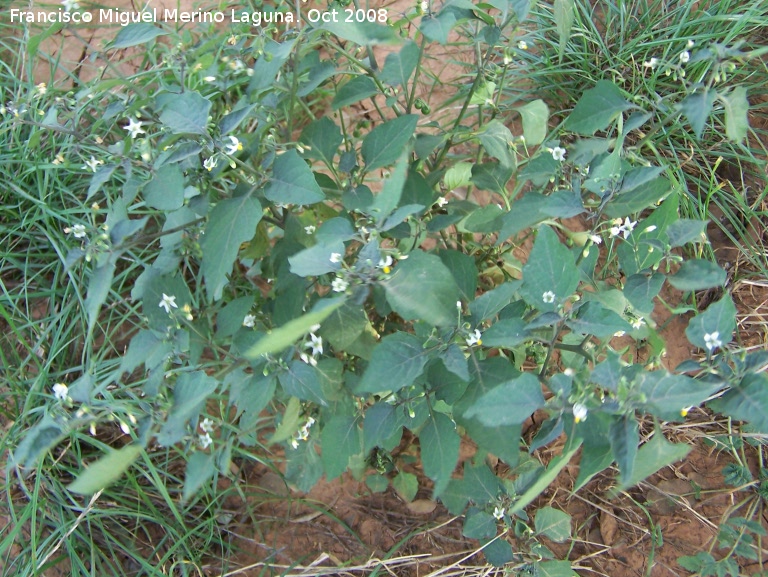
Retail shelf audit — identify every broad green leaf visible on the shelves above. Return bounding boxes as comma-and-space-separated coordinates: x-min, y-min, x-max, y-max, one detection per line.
366, 474, 390, 492
219, 104, 257, 135
477, 120, 515, 167
604, 176, 672, 218
420, 11, 458, 45
270, 396, 302, 444
438, 250, 478, 301
332, 76, 379, 110
85, 259, 115, 331
680, 89, 715, 139
463, 463, 502, 504
320, 302, 369, 351
112, 23, 165, 49
363, 402, 399, 452
685, 295, 736, 352
288, 240, 345, 277
144, 165, 184, 210
10, 416, 64, 469
637, 372, 722, 422
623, 273, 665, 316
517, 100, 549, 145
462, 509, 497, 539
279, 361, 327, 405
383, 251, 460, 326
666, 219, 709, 247
538, 561, 578, 577
249, 40, 295, 92
535, 507, 572, 542
300, 117, 343, 169
393, 471, 418, 502
380, 40, 420, 87
459, 205, 504, 233
574, 441, 613, 492
471, 162, 514, 195
709, 373, 768, 433
616, 429, 691, 490
464, 373, 545, 426
438, 344, 470, 382
481, 318, 529, 348
370, 153, 408, 222
564, 80, 633, 135
469, 281, 521, 322
182, 452, 216, 502
554, 0, 574, 56
265, 149, 325, 205
356, 332, 428, 394
520, 226, 580, 311
156, 91, 211, 135
719, 86, 749, 143
668, 259, 726, 291
244, 298, 344, 359
215, 296, 254, 338
285, 438, 323, 492
620, 166, 666, 194
69, 445, 143, 494
361, 115, 419, 172
230, 374, 276, 431
420, 412, 460, 496
510, 0, 531, 21
482, 538, 514, 567
609, 415, 638, 482
321, 415, 361, 479
319, 19, 399, 46
567, 301, 632, 338
444, 162, 473, 191
201, 195, 262, 300
156, 372, 218, 446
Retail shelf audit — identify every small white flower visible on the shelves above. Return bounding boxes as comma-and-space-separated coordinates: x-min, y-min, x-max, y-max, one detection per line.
563, 368, 575, 377
517, 40, 528, 50
203, 76, 216, 82
304, 225, 316, 234
83, 156, 103, 172
436, 197, 449, 207
119, 420, 131, 435
590, 234, 602, 245
200, 418, 215, 433
305, 333, 323, 356
610, 217, 637, 240
36, 82, 48, 96
643, 57, 659, 69
242, 314, 256, 328
704, 331, 722, 351
679, 51, 690, 63
465, 329, 483, 347
291, 438, 300, 449
644, 225, 657, 233
614, 331, 626, 337
52, 383, 69, 401
159, 293, 178, 314
53, 153, 65, 165
199, 433, 213, 449
493, 506, 505, 520
224, 135, 243, 155
329, 252, 343, 264
69, 224, 87, 238
551, 146, 567, 162
542, 291, 556, 304
331, 277, 349, 292
456, 301, 462, 309
203, 156, 218, 171
631, 317, 645, 330
61, 0, 79, 11
378, 255, 393, 273
686, 39, 695, 48
299, 352, 318, 366
421, 0, 429, 12
123, 118, 145, 139
572, 403, 588, 423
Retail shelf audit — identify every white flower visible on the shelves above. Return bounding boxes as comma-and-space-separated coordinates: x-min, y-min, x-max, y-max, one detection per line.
203, 76, 216, 82
493, 506, 505, 520
53, 154, 65, 165
36, 82, 47, 96
590, 234, 602, 245
643, 57, 659, 68
378, 255, 393, 273
644, 225, 657, 233
203, 156, 218, 171
457, 300, 462, 309
679, 51, 690, 63
242, 314, 256, 328
517, 40, 528, 50
563, 368, 575, 377
299, 352, 318, 366
119, 420, 131, 435
199, 433, 213, 449
542, 291, 556, 304
291, 439, 300, 449
614, 331, 626, 337
551, 146, 567, 162
310, 324, 321, 332
704, 331, 722, 351
159, 293, 178, 314
83, 156, 103, 172
123, 118, 145, 139
680, 406, 692, 417
200, 418, 215, 433
305, 333, 323, 356
331, 277, 349, 292
572, 403, 588, 423
631, 317, 645, 330
436, 197, 448, 207
465, 329, 483, 347
67, 224, 87, 238
61, 0, 79, 11
609, 217, 637, 240
304, 225, 316, 234
224, 135, 243, 155
421, 0, 428, 12
330, 252, 342, 264
687, 39, 695, 48
52, 383, 69, 401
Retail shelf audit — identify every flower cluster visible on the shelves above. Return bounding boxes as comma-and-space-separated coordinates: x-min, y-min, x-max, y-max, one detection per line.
300, 325, 323, 366
291, 416, 316, 449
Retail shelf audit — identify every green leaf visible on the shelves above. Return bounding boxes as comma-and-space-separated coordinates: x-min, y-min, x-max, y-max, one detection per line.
574, 441, 613, 492
144, 165, 184, 210
156, 372, 218, 446
366, 474, 390, 493
567, 301, 632, 338
321, 415, 361, 480
609, 415, 638, 482
482, 538, 514, 567
463, 463, 502, 504
10, 416, 64, 469
182, 452, 216, 502
680, 89, 716, 139
361, 115, 419, 172
319, 302, 368, 352
270, 397, 302, 444
384, 251, 460, 326
156, 91, 211, 135
520, 226, 580, 311
244, 298, 344, 359
553, 0, 575, 56
666, 219, 709, 247
719, 86, 749, 143
332, 76, 379, 110
668, 259, 726, 291
517, 100, 549, 145
623, 273, 665, 316
509, 0, 531, 21
538, 561, 578, 577
248, 39, 295, 92
279, 361, 327, 406
438, 250, 478, 301
438, 344, 470, 382
535, 507, 572, 542
69, 445, 143, 494
85, 259, 115, 331
319, 18, 399, 46
709, 373, 768, 433
481, 318, 529, 349
604, 176, 671, 218
265, 149, 325, 205
380, 40, 420, 87
370, 153, 408, 222
477, 120, 515, 168
420, 12, 458, 45
356, 332, 429, 394
393, 471, 418, 502
685, 295, 736, 352
201, 195, 262, 300
462, 509, 497, 539
471, 162, 515, 195
420, 412, 460, 496
363, 402, 399, 452
564, 80, 633, 135
444, 162, 473, 191
469, 281, 521, 322
288, 240, 345, 277
637, 372, 722, 422
215, 296, 254, 338
300, 117, 343, 169
616, 429, 691, 490
464, 373, 545, 426
112, 23, 165, 49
